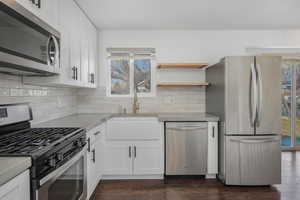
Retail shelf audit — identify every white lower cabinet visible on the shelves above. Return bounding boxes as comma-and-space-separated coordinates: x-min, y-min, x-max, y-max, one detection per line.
207, 122, 218, 178
103, 143, 133, 175
103, 118, 164, 179
87, 143, 97, 199
103, 141, 164, 177
0, 170, 30, 200
86, 123, 106, 199
133, 142, 164, 175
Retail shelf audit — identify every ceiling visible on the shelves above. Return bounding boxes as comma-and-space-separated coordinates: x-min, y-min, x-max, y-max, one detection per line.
75, 0, 300, 30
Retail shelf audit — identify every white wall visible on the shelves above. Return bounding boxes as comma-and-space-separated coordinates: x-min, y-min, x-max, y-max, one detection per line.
98, 30, 300, 86
77, 29, 300, 113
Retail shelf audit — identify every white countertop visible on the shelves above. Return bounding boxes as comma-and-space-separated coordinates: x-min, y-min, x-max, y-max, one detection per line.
0, 157, 31, 186
34, 113, 219, 130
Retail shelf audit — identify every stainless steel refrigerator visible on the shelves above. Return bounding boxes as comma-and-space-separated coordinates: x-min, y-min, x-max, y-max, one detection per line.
206, 56, 281, 186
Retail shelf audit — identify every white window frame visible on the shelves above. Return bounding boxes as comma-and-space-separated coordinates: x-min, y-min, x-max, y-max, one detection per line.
107, 50, 156, 97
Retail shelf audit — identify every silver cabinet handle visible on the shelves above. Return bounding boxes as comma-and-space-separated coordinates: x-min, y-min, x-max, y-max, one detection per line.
87, 138, 91, 152
94, 131, 101, 136
75, 67, 78, 80
167, 127, 207, 131
129, 146, 131, 158
134, 146, 137, 158
212, 126, 215, 138
92, 149, 96, 163
72, 67, 76, 80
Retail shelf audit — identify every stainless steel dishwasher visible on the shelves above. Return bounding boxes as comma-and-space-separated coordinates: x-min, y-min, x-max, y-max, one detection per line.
166, 122, 208, 175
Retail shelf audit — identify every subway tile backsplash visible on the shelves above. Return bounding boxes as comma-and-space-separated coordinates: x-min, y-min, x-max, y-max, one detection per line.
77, 86, 206, 114
0, 74, 77, 124
1, 73, 206, 124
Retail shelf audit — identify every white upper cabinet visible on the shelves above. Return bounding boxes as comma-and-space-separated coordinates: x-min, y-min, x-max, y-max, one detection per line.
87, 20, 98, 87
23, 0, 98, 88
16, 0, 59, 30
80, 14, 90, 85
68, 0, 83, 84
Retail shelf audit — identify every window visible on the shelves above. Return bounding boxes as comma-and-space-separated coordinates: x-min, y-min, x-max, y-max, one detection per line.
107, 48, 156, 97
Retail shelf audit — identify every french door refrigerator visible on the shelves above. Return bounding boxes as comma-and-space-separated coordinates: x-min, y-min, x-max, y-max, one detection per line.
206, 56, 282, 186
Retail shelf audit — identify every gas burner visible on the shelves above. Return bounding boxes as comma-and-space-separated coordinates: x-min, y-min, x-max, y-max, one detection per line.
0, 127, 81, 155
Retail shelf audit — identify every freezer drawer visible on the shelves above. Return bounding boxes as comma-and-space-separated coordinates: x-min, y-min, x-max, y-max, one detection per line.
225, 135, 281, 185
166, 122, 208, 175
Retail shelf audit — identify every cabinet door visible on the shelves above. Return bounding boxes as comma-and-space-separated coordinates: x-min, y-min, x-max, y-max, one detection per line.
133, 142, 164, 175
207, 122, 218, 175
103, 143, 133, 175
16, 0, 38, 16
57, 0, 74, 83
95, 134, 105, 181
69, 1, 82, 83
80, 16, 89, 85
39, 0, 59, 29
88, 22, 97, 86
16, 0, 59, 30
87, 146, 97, 199
0, 170, 30, 200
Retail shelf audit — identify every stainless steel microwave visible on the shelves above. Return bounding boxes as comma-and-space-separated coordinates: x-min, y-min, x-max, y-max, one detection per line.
0, 0, 60, 76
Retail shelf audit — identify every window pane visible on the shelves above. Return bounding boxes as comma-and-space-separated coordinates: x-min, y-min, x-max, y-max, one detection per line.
111, 59, 130, 95
134, 59, 151, 93
281, 62, 292, 147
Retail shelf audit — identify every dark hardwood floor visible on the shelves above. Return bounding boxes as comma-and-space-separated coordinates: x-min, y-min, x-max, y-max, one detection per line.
94, 152, 300, 200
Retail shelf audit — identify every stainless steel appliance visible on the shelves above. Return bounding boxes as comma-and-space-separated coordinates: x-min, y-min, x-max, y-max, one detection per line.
0, 0, 60, 76
0, 103, 87, 200
165, 122, 208, 175
206, 56, 282, 186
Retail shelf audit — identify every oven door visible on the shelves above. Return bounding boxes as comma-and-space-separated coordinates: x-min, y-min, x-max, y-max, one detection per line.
36, 147, 87, 200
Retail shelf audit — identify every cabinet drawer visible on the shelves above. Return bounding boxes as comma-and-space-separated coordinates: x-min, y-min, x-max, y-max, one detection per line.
86, 124, 106, 150
107, 118, 161, 140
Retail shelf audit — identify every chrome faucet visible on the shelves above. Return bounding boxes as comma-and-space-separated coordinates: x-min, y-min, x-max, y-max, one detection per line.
133, 85, 140, 114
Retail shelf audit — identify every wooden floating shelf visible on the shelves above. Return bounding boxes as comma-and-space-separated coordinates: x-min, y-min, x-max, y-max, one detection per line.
157, 63, 209, 69
157, 82, 210, 87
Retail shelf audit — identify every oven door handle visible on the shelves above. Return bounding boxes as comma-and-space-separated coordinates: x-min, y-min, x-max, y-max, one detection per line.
39, 145, 87, 186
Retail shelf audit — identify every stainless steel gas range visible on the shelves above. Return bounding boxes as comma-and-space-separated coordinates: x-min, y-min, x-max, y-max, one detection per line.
0, 103, 87, 200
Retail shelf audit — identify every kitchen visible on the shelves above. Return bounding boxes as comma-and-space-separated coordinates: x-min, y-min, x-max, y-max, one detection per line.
0, 0, 300, 200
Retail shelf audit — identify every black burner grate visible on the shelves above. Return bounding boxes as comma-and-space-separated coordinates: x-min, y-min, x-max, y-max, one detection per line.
0, 128, 81, 154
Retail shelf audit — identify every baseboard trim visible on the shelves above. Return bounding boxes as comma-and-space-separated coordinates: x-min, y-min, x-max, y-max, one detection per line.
205, 174, 217, 179
102, 174, 164, 180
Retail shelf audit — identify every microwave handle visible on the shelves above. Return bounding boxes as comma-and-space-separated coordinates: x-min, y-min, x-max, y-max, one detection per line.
47, 35, 60, 67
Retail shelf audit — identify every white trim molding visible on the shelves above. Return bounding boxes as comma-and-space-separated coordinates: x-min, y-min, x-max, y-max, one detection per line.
246, 47, 300, 57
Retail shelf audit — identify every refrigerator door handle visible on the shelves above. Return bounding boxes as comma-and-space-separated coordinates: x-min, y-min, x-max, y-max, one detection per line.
250, 63, 258, 127
230, 138, 279, 144
256, 63, 263, 127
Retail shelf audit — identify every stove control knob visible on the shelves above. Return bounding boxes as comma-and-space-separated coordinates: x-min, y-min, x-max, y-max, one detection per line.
48, 158, 56, 167
57, 153, 64, 161
74, 140, 82, 147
